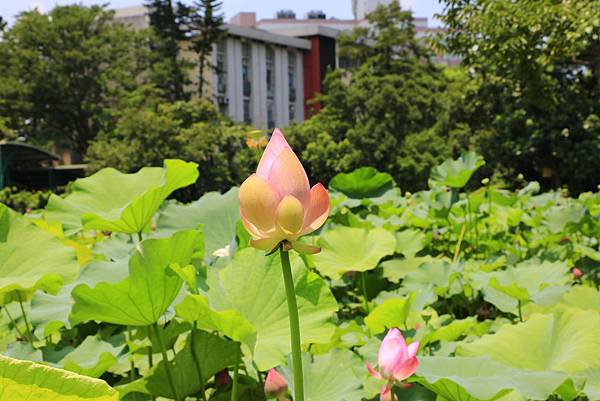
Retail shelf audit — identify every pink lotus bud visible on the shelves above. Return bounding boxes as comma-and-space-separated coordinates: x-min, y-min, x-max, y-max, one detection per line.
572, 267, 583, 279
367, 328, 419, 383
264, 368, 288, 399
214, 369, 231, 388
239, 129, 329, 254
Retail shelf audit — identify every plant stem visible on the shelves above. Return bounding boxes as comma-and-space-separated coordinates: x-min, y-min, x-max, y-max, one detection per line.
517, 300, 524, 322
17, 293, 35, 347
452, 224, 467, 263
147, 326, 154, 368
3, 307, 24, 339
137, 232, 143, 243
231, 346, 240, 401
127, 327, 137, 401
361, 272, 370, 313
152, 323, 180, 401
190, 324, 207, 401
279, 247, 304, 401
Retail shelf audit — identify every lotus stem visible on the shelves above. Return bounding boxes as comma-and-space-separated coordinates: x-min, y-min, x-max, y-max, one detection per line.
17, 293, 35, 348
190, 324, 207, 401
231, 346, 240, 401
3, 307, 24, 339
152, 322, 180, 401
279, 246, 304, 401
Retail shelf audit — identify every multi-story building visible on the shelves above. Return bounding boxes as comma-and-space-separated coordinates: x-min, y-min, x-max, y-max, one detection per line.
114, 3, 458, 130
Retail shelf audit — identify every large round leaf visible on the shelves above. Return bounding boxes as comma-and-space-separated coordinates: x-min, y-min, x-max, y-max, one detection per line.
281, 350, 365, 401
57, 336, 124, 378
0, 204, 78, 305
329, 167, 395, 198
313, 226, 396, 279
70, 230, 202, 326
45, 159, 198, 234
428, 151, 485, 189
416, 356, 575, 401
180, 248, 338, 370
457, 306, 600, 373
157, 187, 239, 258
0, 354, 117, 400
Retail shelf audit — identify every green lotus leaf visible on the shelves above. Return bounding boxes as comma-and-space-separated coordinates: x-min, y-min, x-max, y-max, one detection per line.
281, 350, 365, 401
457, 306, 600, 373
543, 203, 586, 233
197, 248, 337, 370
146, 330, 239, 399
428, 151, 485, 189
329, 167, 395, 199
0, 204, 79, 305
58, 336, 124, 378
395, 229, 426, 257
70, 230, 203, 326
30, 285, 74, 338
473, 260, 568, 302
381, 256, 433, 283
45, 159, 199, 234
364, 294, 415, 334
313, 226, 396, 279
0, 354, 117, 400
416, 356, 575, 401
157, 187, 239, 258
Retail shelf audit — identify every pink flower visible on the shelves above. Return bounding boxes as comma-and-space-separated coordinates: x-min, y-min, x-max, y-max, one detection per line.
572, 267, 583, 279
367, 328, 419, 400
264, 368, 288, 399
239, 129, 329, 254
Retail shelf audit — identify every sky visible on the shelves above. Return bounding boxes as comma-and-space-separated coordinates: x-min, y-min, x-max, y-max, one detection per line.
1, 0, 444, 26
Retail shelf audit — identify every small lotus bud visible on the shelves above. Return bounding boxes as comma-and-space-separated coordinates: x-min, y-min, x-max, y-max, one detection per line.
572, 267, 583, 279
215, 369, 231, 389
517, 173, 524, 180
264, 368, 288, 399
481, 178, 490, 185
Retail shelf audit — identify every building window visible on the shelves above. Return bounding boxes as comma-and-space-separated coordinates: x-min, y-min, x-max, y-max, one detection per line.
288, 51, 297, 120
242, 42, 252, 123
216, 40, 228, 115
266, 46, 275, 128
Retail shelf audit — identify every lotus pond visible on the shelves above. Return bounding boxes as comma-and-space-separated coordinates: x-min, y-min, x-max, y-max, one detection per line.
0, 143, 599, 401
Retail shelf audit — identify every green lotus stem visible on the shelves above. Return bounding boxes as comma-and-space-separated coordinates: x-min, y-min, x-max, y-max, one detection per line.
17, 293, 35, 347
3, 307, 24, 339
137, 232, 143, 243
361, 272, 370, 313
231, 346, 240, 401
152, 322, 180, 401
279, 247, 304, 401
517, 300, 524, 322
190, 324, 207, 401
127, 327, 137, 401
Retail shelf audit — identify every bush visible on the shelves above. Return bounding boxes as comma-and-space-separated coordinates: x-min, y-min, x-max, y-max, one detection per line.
0, 187, 52, 212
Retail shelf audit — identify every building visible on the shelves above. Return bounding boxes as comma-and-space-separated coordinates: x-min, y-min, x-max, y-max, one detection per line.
114, 3, 458, 129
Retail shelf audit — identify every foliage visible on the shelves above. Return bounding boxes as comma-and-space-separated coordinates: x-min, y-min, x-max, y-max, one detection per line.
1, 152, 598, 399
285, 2, 455, 190
0, 187, 52, 213
145, 0, 193, 102
436, 0, 600, 194
85, 86, 260, 198
185, 0, 226, 96
0, 5, 147, 154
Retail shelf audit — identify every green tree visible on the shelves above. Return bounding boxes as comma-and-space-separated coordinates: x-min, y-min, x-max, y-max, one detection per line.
437, 0, 600, 193
0, 5, 147, 155
85, 85, 260, 197
145, 0, 192, 101
187, 0, 226, 97
0, 16, 6, 32
286, 3, 451, 189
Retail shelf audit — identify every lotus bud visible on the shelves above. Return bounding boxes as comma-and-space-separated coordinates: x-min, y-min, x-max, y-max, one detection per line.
367, 328, 419, 383
238, 129, 329, 254
481, 178, 490, 185
215, 369, 231, 389
264, 368, 288, 399
572, 267, 583, 279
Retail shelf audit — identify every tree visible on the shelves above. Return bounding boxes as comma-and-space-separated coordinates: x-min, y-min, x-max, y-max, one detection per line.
437, 0, 600, 193
0, 5, 147, 155
145, 0, 192, 101
85, 85, 260, 197
187, 0, 226, 97
286, 3, 451, 189
0, 16, 6, 32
